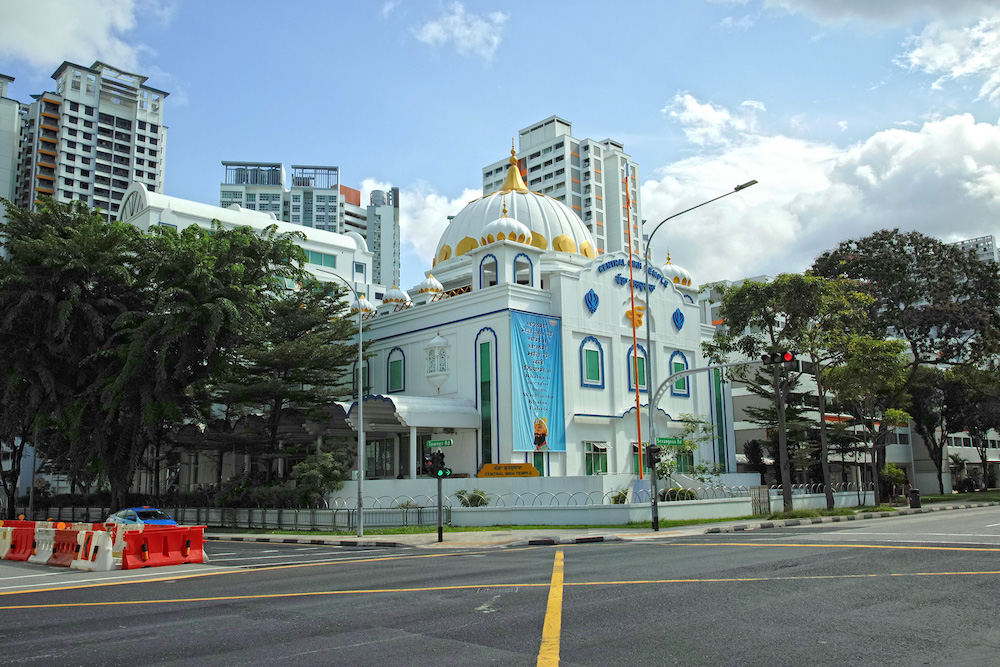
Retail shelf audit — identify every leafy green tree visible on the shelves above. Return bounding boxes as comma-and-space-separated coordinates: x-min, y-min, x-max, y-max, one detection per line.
906, 367, 951, 494
770, 275, 871, 508
944, 365, 1000, 491
0, 198, 306, 508
825, 335, 911, 501
704, 276, 815, 511
812, 229, 1000, 501
210, 277, 361, 480
290, 447, 353, 506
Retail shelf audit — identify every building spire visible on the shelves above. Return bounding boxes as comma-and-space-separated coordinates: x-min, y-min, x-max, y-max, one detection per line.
500, 138, 529, 193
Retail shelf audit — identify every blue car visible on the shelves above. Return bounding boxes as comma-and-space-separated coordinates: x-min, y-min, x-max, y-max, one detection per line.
106, 507, 178, 527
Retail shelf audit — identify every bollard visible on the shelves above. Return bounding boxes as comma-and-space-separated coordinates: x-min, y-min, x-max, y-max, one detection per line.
908, 488, 921, 509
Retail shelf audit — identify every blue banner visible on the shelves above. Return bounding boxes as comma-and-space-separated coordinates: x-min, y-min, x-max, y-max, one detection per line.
510, 311, 565, 452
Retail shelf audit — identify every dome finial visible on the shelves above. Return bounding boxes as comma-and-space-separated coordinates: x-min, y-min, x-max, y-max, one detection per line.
501, 196, 508, 217
501, 140, 528, 193
666, 248, 672, 264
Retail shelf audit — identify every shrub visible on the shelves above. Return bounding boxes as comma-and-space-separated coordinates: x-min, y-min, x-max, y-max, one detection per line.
660, 487, 697, 502
611, 489, 629, 504
455, 489, 490, 507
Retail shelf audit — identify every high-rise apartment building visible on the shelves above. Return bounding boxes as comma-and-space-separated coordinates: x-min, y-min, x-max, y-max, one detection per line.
367, 188, 400, 287
482, 115, 641, 256
9, 61, 167, 219
220, 162, 400, 285
953, 235, 998, 263
0, 74, 23, 207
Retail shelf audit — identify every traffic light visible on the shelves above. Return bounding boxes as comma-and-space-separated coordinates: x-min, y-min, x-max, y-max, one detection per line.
428, 451, 451, 478
422, 454, 435, 476
761, 351, 795, 366
434, 451, 452, 478
645, 444, 662, 469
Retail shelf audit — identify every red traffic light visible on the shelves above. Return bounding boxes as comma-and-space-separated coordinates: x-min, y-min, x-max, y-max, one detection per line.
762, 351, 796, 365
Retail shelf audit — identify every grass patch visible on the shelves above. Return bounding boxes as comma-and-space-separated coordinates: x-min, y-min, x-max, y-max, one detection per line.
920, 491, 1000, 504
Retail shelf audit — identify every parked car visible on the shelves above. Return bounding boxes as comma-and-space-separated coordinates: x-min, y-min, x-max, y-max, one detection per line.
106, 507, 178, 527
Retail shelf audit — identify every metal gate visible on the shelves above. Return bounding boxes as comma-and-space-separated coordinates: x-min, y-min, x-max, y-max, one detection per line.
750, 486, 771, 516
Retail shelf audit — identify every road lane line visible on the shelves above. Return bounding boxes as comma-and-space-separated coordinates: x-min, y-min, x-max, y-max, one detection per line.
537, 550, 564, 667
5, 568, 1000, 611
657, 541, 1000, 552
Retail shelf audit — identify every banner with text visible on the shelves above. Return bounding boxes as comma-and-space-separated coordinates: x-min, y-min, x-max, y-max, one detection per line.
511, 311, 565, 452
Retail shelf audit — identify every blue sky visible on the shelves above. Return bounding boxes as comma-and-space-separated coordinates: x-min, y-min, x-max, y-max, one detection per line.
3, 0, 1000, 290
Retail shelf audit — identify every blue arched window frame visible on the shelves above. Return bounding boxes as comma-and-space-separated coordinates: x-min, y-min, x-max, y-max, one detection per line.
513, 252, 534, 286
669, 350, 691, 397
474, 328, 500, 469
479, 253, 498, 290
627, 344, 648, 393
386, 347, 405, 393
579, 336, 604, 389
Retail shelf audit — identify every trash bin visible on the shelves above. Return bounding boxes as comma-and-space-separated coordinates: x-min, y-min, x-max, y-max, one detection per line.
908, 488, 921, 509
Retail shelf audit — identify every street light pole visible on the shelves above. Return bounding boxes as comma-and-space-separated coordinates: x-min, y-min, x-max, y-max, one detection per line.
313, 268, 366, 537
642, 180, 757, 531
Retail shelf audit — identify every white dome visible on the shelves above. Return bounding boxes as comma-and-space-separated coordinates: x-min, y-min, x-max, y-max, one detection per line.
350, 297, 375, 314
480, 211, 531, 246
415, 273, 443, 294
662, 253, 693, 287
433, 149, 596, 269
382, 285, 409, 304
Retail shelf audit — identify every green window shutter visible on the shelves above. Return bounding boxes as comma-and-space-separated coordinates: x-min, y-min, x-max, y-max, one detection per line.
389, 359, 403, 392
323, 253, 336, 268
585, 349, 600, 382
637, 357, 646, 387
673, 361, 686, 391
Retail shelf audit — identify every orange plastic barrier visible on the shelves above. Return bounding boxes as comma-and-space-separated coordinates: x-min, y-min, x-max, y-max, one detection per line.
5, 526, 34, 561
0, 519, 36, 530
121, 526, 206, 570
48, 529, 80, 567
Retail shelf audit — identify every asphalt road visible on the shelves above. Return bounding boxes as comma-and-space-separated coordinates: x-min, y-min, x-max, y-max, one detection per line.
3, 508, 1000, 665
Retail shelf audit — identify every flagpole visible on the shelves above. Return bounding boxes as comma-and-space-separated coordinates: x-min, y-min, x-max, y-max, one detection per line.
623, 160, 644, 480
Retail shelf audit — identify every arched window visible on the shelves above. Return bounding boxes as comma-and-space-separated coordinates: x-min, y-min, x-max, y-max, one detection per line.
670, 351, 690, 397
579, 336, 604, 388
479, 254, 498, 289
387, 347, 405, 393
513, 253, 533, 286
627, 344, 648, 393
352, 359, 370, 395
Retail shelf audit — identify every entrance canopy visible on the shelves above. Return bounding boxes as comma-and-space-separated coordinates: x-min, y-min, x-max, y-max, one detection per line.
342, 394, 480, 436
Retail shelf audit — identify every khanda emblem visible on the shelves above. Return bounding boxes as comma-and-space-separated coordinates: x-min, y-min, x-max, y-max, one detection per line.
626, 304, 645, 327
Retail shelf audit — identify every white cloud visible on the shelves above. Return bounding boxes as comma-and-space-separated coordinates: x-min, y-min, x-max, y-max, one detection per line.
413, 2, 508, 62
837, 120, 849, 132
0, 0, 171, 73
381, 1, 400, 19
755, 0, 998, 26
721, 14, 756, 30
642, 95, 1000, 284
662, 94, 761, 146
899, 16, 1000, 102
397, 181, 483, 266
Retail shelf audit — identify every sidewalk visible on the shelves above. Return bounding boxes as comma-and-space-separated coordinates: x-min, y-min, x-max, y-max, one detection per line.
205, 500, 999, 549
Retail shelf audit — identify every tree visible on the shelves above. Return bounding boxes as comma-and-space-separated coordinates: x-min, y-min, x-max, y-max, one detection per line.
824, 335, 911, 502
944, 365, 1000, 491
0, 198, 307, 509
704, 276, 818, 511
209, 277, 361, 480
906, 367, 951, 494
290, 447, 353, 506
812, 229, 1000, 502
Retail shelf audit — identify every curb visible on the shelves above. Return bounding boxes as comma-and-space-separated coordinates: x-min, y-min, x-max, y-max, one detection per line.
505, 535, 626, 548
704, 501, 1000, 533
206, 535, 408, 548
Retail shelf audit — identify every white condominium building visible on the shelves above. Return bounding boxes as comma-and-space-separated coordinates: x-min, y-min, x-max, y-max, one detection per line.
11, 61, 167, 219
220, 162, 400, 286
367, 187, 400, 288
482, 115, 641, 257
953, 235, 998, 264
